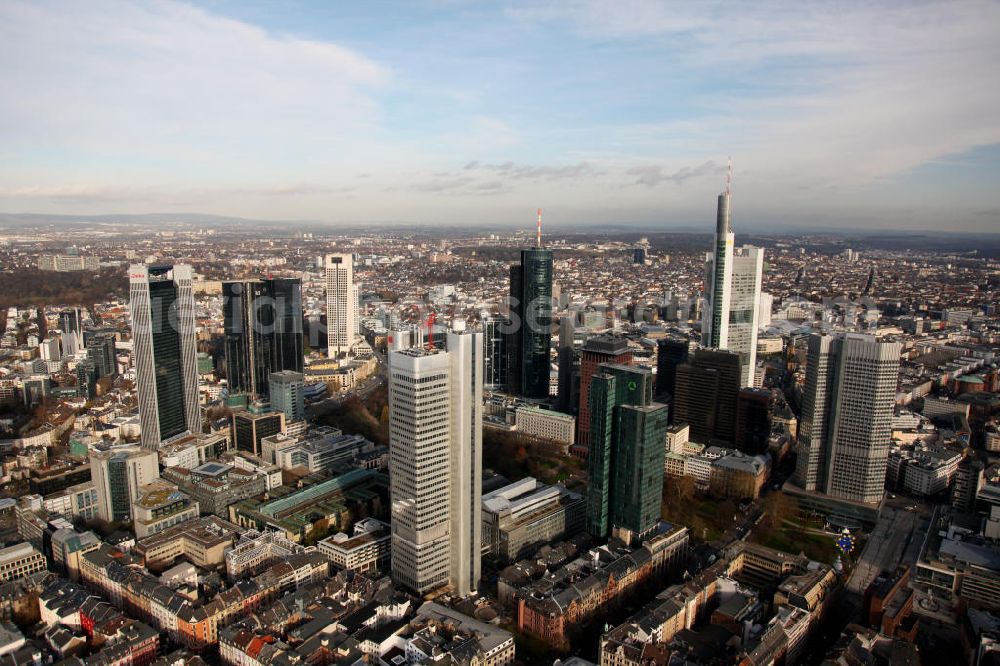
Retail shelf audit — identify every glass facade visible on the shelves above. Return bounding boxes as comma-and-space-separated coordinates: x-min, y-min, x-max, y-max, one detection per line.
224, 278, 304, 401
149, 279, 187, 442
585, 364, 668, 542
506, 248, 553, 399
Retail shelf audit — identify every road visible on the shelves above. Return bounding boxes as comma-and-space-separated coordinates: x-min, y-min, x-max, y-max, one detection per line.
845, 506, 921, 596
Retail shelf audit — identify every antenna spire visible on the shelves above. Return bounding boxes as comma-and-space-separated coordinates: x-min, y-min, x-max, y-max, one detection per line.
725, 157, 732, 196
536, 208, 542, 248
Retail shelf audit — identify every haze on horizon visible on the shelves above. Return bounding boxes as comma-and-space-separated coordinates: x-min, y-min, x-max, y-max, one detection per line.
2, 0, 999, 232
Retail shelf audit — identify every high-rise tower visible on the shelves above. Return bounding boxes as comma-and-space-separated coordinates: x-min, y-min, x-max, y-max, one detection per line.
325, 253, 356, 359
586, 363, 668, 545
793, 333, 901, 505
576, 334, 632, 457
388, 323, 483, 596
701, 165, 764, 387
223, 277, 304, 401
506, 234, 553, 400
130, 263, 201, 450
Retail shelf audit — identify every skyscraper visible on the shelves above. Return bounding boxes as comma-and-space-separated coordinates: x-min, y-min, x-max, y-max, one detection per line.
673, 348, 742, 444
506, 246, 553, 400
586, 363, 668, 545
556, 315, 578, 414
86, 333, 117, 378
793, 333, 901, 505
59, 308, 83, 355
482, 313, 509, 390
90, 446, 160, 522
388, 323, 482, 597
704, 187, 733, 350
655, 337, 689, 404
576, 334, 632, 456
701, 178, 764, 387
324, 254, 357, 358
130, 263, 201, 450
223, 277, 304, 401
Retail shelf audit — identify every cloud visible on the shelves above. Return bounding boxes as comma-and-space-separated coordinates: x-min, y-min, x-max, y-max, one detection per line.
465, 161, 598, 181
627, 161, 723, 187
0, 0, 387, 169
512, 0, 1000, 190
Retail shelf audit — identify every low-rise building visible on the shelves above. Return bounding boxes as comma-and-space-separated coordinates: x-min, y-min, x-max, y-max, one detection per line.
317, 518, 390, 574
132, 480, 200, 539
482, 477, 586, 562
0, 543, 46, 582
515, 405, 576, 447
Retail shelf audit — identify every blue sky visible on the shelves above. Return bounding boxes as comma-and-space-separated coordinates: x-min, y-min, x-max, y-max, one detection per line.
1, 0, 999, 231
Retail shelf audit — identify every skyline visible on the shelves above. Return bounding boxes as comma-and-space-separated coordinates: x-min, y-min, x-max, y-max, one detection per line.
2, 0, 999, 231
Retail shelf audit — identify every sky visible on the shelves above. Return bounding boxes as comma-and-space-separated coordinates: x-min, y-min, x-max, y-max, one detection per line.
1, 0, 999, 231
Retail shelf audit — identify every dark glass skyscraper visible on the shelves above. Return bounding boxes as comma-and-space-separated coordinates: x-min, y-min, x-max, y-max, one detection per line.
655, 338, 689, 404
673, 348, 741, 444
483, 314, 509, 390
586, 363, 668, 545
224, 277, 304, 401
506, 247, 553, 400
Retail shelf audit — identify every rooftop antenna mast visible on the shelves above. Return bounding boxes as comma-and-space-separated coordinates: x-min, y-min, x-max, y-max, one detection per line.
536, 208, 542, 248
726, 156, 732, 196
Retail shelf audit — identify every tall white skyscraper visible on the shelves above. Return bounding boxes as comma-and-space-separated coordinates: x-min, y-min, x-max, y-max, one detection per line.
388, 322, 483, 597
793, 333, 901, 505
702, 184, 764, 387
130, 264, 201, 450
324, 253, 356, 358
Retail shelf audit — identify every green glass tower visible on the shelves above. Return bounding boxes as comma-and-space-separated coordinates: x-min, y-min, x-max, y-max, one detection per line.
586, 363, 669, 545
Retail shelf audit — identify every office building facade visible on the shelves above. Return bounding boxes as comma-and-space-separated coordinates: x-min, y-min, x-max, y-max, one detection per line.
129, 264, 201, 450
793, 333, 901, 505
586, 364, 669, 544
324, 253, 357, 358
506, 247, 553, 400
269, 370, 305, 423
702, 187, 764, 387
673, 348, 742, 444
91, 446, 161, 523
223, 277, 304, 401
577, 334, 632, 456
388, 324, 483, 596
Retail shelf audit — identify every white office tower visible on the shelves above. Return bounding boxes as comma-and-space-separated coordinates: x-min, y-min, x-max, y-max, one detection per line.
793, 333, 901, 505
91, 446, 160, 522
324, 253, 356, 358
727, 246, 764, 387
702, 186, 764, 387
703, 189, 733, 350
130, 264, 201, 450
388, 322, 483, 597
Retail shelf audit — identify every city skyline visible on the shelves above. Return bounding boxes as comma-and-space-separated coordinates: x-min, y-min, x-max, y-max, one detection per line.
2, 0, 999, 231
